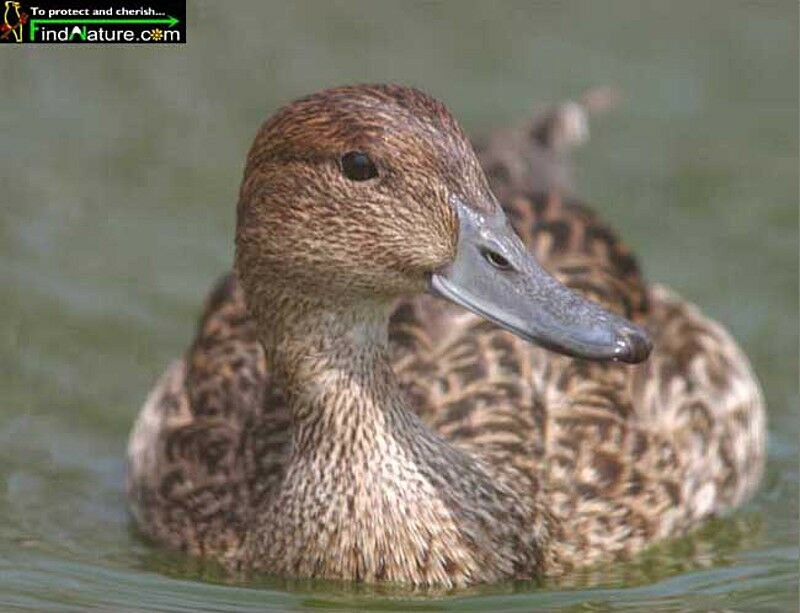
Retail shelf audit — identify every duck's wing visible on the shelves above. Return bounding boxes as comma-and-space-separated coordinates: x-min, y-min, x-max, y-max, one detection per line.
126, 273, 290, 559
490, 134, 765, 536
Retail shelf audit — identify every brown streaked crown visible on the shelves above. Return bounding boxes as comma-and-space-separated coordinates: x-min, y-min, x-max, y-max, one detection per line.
235, 84, 497, 303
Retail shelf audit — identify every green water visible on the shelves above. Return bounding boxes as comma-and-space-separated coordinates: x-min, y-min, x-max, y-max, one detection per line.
1, 2, 797, 611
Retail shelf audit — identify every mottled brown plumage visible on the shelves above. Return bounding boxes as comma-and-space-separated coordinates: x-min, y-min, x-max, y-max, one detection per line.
127, 84, 765, 587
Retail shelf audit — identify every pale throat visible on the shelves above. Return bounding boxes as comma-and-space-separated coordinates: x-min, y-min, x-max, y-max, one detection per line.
255, 292, 413, 445
250, 287, 534, 544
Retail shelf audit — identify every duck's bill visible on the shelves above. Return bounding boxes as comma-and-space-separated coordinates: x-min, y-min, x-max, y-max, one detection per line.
429, 199, 651, 364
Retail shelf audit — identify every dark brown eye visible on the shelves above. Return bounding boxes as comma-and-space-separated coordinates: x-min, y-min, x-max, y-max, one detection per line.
482, 248, 512, 271
341, 151, 378, 181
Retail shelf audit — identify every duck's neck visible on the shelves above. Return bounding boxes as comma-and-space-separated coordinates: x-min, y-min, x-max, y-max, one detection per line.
258, 294, 417, 457
249, 291, 546, 583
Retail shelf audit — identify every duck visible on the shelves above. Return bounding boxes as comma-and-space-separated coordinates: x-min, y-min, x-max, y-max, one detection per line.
126, 83, 765, 587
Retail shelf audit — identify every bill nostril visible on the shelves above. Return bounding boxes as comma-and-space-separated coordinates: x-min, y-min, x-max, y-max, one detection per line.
614, 327, 653, 364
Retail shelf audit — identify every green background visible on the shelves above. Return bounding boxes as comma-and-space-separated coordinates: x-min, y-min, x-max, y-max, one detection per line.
1, 1, 797, 611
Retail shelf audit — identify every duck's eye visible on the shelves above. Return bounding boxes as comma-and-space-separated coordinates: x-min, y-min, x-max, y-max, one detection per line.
341, 151, 378, 181
482, 248, 513, 271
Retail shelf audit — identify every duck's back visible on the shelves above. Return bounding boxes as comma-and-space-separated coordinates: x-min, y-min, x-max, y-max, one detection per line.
126, 100, 765, 575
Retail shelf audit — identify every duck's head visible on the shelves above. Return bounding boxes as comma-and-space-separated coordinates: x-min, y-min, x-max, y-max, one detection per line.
236, 84, 650, 363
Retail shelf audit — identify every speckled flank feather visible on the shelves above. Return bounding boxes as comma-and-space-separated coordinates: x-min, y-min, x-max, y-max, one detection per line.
127, 85, 765, 587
